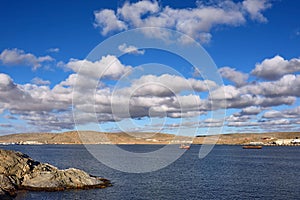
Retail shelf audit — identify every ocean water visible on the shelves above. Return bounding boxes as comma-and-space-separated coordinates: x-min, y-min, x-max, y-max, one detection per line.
1, 144, 299, 200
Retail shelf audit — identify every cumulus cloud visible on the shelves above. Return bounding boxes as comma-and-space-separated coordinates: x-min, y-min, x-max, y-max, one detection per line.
19, 111, 74, 132
219, 67, 249, 87
251, 55, 300, 80
226, 94, 295, 109
227, 121, 259, 127
118, 43, 145, 55
242, 74, 300, 97
31, 77, 51, 85
227, 118, 291, 128
94, 0, 271, 43
65, 55, 132, 80
82, 74, 209, 120
3, 51, 300, 133
0, 73, 72, 113
210, 85, 240, 100
242, 0, 271, 22
227, 114, 252, 122
201, 118, 223, 127
210, 82, 296, 110
240, 106, 262, 115
94, 9, 127, 35
0, 70, 210, 132
263, 106, 300, 119
0, 48, 54, 70
0, 73, 16, 91
47, 48, 60, 53
263, 110, 283, 118
0, 73, 74, 132
123, 74, 217, 97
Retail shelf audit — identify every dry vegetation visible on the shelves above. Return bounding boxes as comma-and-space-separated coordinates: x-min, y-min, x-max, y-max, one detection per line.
0, 131, 299, 145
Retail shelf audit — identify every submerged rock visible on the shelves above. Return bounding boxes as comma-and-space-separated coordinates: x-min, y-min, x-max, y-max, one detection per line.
0, 149, 111, 199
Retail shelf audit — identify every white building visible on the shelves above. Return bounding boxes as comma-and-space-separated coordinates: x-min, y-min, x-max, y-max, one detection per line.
274, 139, 293, 145
291, 139, 300, 144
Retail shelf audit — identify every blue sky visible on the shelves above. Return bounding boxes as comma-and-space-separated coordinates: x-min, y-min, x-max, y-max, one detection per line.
0, 0, 300, 135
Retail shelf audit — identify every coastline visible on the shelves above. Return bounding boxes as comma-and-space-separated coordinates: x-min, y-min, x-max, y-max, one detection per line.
0, 131, 299, 146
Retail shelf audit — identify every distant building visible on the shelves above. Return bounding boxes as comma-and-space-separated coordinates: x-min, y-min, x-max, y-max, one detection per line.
291, 139, 300, 144
19, 141, 43, 145
275, 139, 293, 145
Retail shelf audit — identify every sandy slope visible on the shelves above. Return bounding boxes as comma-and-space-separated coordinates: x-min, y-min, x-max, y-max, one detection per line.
0, 131, 299, 145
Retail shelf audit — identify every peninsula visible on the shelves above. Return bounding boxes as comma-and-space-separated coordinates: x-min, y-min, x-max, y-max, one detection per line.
0, 131, 299, 145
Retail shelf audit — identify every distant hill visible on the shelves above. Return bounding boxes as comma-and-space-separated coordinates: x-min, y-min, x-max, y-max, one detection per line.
0, 131, 299, 145
195, 132, 300, 145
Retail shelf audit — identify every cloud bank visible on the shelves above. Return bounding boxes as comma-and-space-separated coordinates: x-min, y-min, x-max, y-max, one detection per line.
0, 49, 54, 70
94, 0, 272, 43
1, 52, 300, 133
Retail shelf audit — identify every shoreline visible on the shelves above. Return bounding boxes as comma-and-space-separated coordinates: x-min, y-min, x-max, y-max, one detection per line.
0, 131, 299, 146
1, 143, 300, 146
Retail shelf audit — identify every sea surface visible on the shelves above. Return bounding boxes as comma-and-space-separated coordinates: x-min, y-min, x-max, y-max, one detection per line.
1, 144, 299, 200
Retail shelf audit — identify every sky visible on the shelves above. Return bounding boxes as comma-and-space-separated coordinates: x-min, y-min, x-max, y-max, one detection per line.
0, 0, 300, 135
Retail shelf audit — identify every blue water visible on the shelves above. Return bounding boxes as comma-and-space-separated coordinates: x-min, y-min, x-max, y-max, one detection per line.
1, 145, 299, 200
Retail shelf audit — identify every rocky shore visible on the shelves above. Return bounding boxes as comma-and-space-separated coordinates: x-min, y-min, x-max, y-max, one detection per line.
0, 149, 111, 199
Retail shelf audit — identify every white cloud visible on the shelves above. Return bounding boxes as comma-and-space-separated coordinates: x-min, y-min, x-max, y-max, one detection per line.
94, 0, 272, 43
120, 74, 217, 97
18, 110, 74, 132
117, 0, 160, 27
210, 85, 240, 100
118, 43, 145, 55
47, 48, 60, 53
263, 106, 300, 119
0, 73, 74, 132
0, 73, 16, 91
227, 114, 252, 122
0, 73, 71, 113
210, 83, 296, 110
242, 0, 271, 22
251, 55, 300, 80
227, 118, 291, 127
263, 110, 283, 118
31, 77, 51, 85
94, 9, 127, 35
228, 94, 295, 109
0, 48, 54, 70
0, 69, 212, 132
242, 74, 300, 97
283, 106, 300, 116
240, 106, 262, 115
227, 121, 259, 127
200, 118, 223, 127
65, 55, 132, 80
3, 51, 300, 133
219, 67, 248, 87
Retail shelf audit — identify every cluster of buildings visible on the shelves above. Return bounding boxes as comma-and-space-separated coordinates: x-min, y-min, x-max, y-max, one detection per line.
0, 140, 44, 145
261, 137, 300, 146
272, 138, 300, 145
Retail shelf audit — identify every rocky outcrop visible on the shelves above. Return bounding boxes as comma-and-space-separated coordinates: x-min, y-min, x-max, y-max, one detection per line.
0, 149, 111, 199
0, 174, 16, 199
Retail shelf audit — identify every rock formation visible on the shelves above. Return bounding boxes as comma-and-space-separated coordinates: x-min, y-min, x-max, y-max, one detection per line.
0, 149, 111, 199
